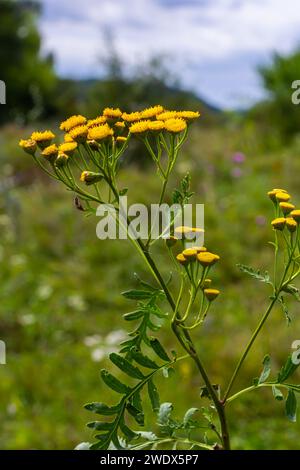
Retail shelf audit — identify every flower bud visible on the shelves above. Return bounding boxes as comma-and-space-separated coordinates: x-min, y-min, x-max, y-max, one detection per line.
165, 236, 177, 248
55, 152, 69, 167
80, 171, 103, 185
202, 278, 212, 289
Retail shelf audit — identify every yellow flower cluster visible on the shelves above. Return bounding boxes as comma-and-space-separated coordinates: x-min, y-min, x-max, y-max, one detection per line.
269, 188, 300, 233
19, 106, 200, 168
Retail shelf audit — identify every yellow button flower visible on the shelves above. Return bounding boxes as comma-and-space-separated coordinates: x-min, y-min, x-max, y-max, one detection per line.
182, 248, 198, 260
129, 121, 151, 134
58, 142, 78, 156
176, 111, 200, 121
103, 107, 122, 119
69, 125, 88, 143
19, 139, 37, 155
148, 120, 165, 132
31, 130, 55, 149
275, 191, 290, 202
158, 111, 178, 120
60, 115, 87, 132
286, 218, 297, 233
204, 288, 220, 301
290, 210, 300, 222
87, 116, 107, 128
197, 252, 220, 267
122, 111, 142, 122
139, 105, 164, 119
271, 217, 286, 230
41, 144, 59, 162
164, 118, 187, 133
176, 253, 188, 266
279, 202, 295, 214
88, 124, 114, 142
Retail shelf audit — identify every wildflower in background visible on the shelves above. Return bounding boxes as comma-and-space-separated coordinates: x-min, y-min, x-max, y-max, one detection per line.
129, 121, 151, 134
271, 217, 286, 230
69, 125, 89, 143
31, 130, 55, 149
231, 167, 243, 178
176, 253, 188, 266
122, 111, 141, 122
232, 152, 245, 164
286, 218, 297, 233
176, 111, 200, 121
80, 171, 103, 185
87, 116, 107, 128
290, 209, 300, 222
103, 107, 122, 120
279, 202, 295, 215
59, 142, 78, 156
255, 215, 266, 226
41, 144, 59, 162
139, 105, 164, 119
55, 152, 69, 168
19, 139, 37, 155
148, 120, 165, 132
88, 124, 114, 142
275, 191, 290, 202
197, 252, 220, 266
60, 115, 87, 132
164, 118, 187, 133
204, 288, 220, 301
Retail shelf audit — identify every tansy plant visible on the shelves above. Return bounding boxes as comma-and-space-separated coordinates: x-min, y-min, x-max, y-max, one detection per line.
19, 107, 300, 450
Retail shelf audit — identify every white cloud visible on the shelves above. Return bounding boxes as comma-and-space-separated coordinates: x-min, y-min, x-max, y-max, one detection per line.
38, 0, 300, 108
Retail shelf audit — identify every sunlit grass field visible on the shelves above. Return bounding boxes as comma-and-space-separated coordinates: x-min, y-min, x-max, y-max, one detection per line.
1, 122, 300, 449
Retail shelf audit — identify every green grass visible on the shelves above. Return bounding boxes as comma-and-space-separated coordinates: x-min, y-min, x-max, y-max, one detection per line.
1, 122, 300, 449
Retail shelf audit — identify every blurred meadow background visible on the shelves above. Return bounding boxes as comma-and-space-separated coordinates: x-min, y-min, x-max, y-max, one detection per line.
1, 0, 300, 449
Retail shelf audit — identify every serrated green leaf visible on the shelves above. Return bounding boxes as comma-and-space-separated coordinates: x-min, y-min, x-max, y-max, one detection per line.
258, 355, 271, 384
285, 389, 297, 422
183, 408, 199, 427
87, 421, 113, 431
149, 338, 171, 361
147, 379, 160, 412
84, 402, 120, 415
278, 355, 299, 382
122, 290, 153, 300
282, 284, 300, 301
158, 402, 173, 426
237, 264, 272, 285
126, 403, 145, 426
109, 353, 144, 380
272, 385, 284, 401
123, 310, 144, 321
278, 296, 291, 324
101, 370, 131, 395
119, 419, 137, 441
132, 350, 159, 369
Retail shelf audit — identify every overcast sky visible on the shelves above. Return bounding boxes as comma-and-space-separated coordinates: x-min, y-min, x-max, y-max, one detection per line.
39, 0, 300, 109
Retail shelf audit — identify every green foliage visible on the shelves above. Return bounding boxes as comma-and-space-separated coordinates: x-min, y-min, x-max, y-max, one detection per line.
0, 0, 57, 122
256, 48, 300, 141
237, 264, 272, 285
